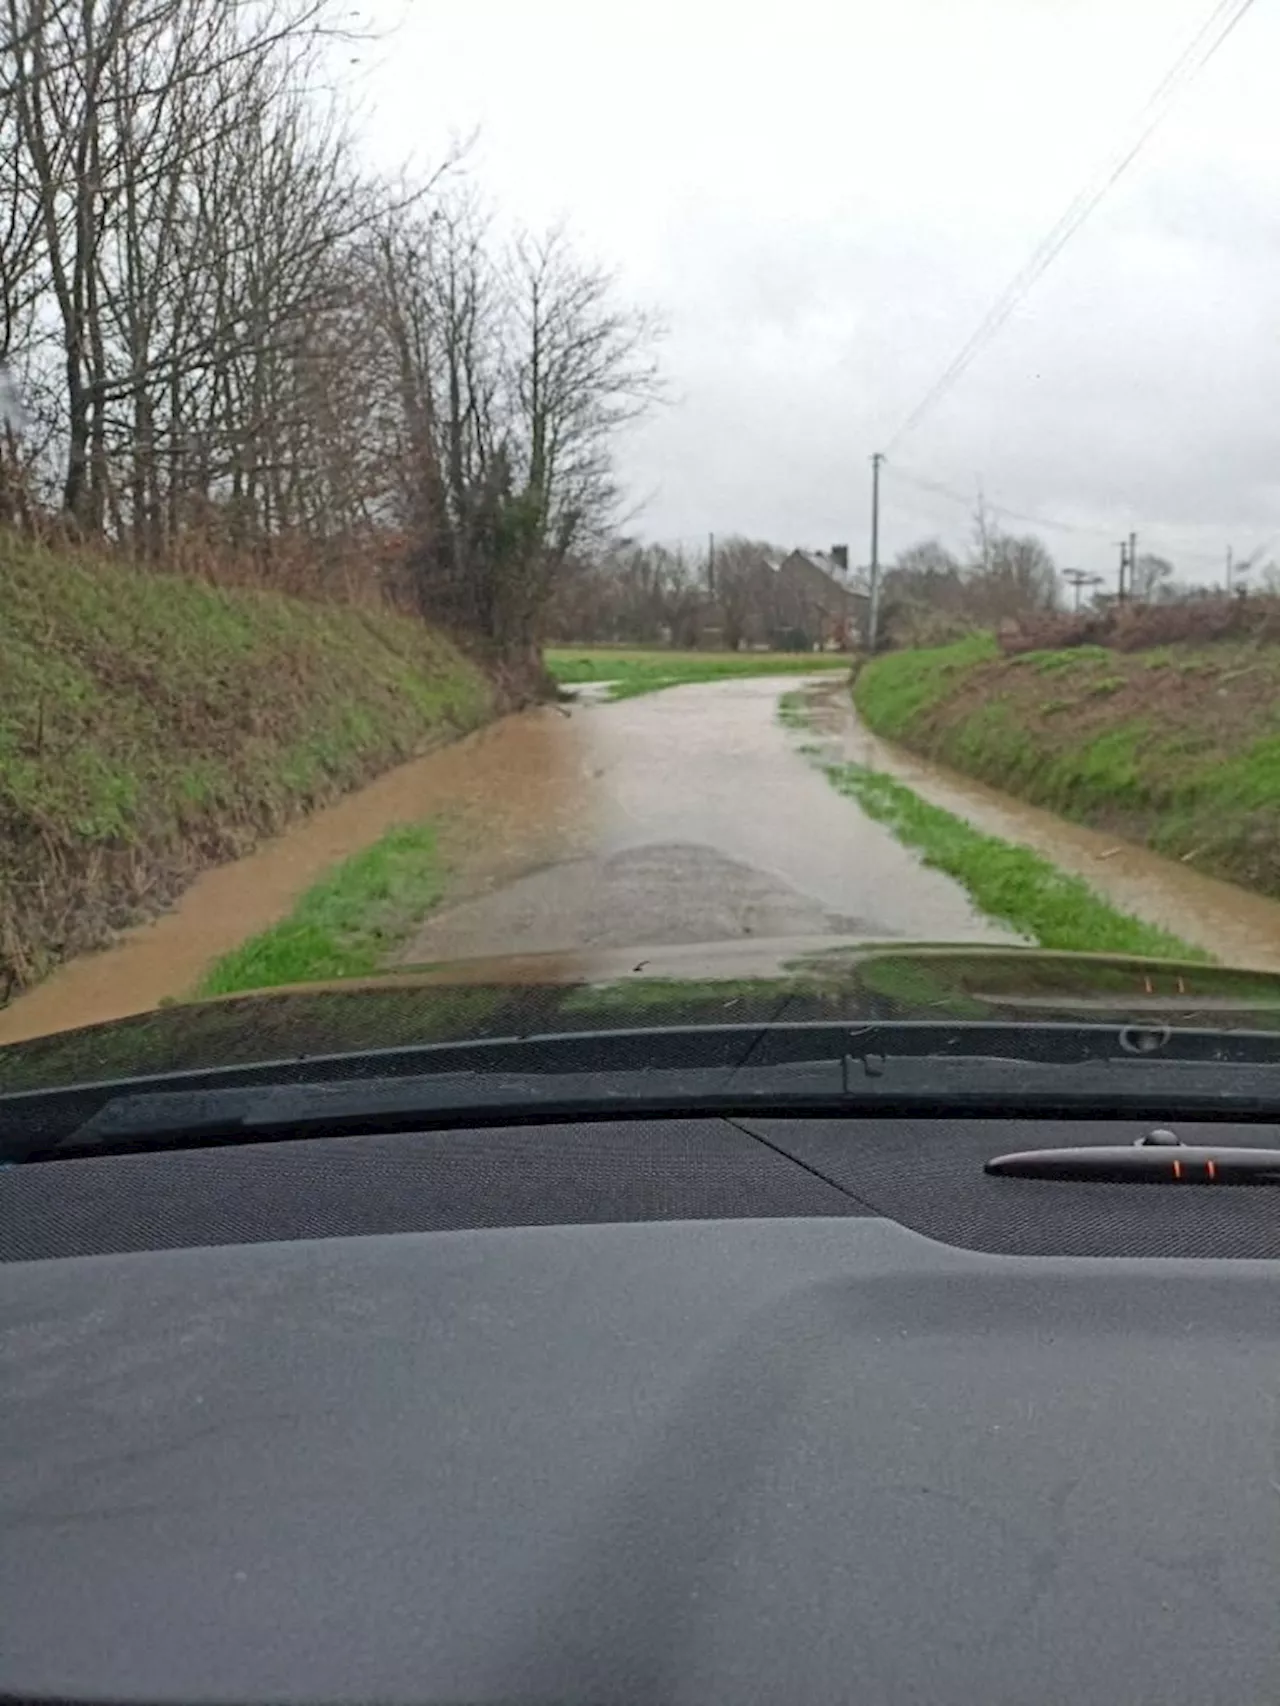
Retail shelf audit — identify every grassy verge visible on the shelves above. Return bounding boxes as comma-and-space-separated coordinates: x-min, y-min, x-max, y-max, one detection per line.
546, 646, 850, 700
197, 822, 448, 997
778, 689, 1206, 960
854, 636, 1280, 897
2, 531, 492, 1005
823, 763, 1207, 960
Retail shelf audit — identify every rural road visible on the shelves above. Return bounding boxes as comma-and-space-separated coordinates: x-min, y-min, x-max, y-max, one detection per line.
401, 674, 1013, 963
9, 668, 1280, 1046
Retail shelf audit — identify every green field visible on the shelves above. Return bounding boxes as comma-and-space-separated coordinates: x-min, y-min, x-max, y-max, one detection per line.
854, 636, 1280, 898
546, 646, 851, 700
1, 533, 492, 1004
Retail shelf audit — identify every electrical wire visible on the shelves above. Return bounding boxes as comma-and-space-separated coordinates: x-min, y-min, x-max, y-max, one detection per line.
888, 462, 1116, 540
885, 0, 1260, 454
887, 460, 1244, 570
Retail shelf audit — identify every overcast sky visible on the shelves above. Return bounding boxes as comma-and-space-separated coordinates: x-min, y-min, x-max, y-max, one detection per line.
354, 0, 1278, 584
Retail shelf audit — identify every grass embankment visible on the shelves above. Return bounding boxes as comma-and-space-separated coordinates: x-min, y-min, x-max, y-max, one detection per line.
547, 646, 850, 700
2, 536, 493, 1004
855, 636, 1280, 898
779, 689, 1205, 962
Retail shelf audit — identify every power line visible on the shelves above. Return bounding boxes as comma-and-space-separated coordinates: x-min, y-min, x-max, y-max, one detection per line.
888, 462, 1115, 540
885, 0, 1260, 454
886, 460, 1249, 569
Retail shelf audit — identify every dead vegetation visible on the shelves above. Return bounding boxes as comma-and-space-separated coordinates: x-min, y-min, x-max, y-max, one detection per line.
997, 595, 1280, 655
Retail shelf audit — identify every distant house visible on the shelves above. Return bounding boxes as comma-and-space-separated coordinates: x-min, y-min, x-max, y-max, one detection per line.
769, 549, 868, 649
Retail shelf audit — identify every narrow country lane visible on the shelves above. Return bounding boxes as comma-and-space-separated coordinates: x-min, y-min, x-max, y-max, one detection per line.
10, 668, 1280, 1047
401, 674, 1012, 962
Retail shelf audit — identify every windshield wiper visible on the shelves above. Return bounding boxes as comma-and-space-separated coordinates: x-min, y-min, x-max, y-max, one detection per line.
10, 1021, 1280, 1162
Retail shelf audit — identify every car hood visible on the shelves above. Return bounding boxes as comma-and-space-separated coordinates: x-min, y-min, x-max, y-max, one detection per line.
3, 938, 1280, 1095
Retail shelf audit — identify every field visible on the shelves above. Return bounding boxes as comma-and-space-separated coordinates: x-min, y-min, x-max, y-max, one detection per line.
1, 534, 492, 1004
854, 635, 1280, 897
546, 646, 851, 699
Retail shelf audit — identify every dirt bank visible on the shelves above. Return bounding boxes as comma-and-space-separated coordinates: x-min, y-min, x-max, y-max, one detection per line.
1, 534, 494, 1006
855, 636, 1280, 897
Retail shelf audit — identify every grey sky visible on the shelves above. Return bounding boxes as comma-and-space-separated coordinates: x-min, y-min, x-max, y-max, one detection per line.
356, 0, 1278, 583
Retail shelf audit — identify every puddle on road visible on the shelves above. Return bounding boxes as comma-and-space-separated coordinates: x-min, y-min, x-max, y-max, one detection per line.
801, 676, 1280, 972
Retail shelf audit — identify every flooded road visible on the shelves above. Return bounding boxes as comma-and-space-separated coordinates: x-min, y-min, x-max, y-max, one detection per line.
8, 667, 1280, 1044
401, 674, 1012, 963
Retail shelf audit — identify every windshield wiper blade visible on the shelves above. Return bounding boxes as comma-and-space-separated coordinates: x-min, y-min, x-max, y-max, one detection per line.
11, 1021, 1280, 1163
22, 1058, 1280, 1163
37, 1059, 849, 1160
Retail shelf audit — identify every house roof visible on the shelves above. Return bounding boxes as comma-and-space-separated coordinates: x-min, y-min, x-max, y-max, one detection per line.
786, 548, 870, 599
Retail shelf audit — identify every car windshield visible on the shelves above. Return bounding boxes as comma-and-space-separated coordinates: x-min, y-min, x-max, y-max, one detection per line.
3, 0, 1279, 1072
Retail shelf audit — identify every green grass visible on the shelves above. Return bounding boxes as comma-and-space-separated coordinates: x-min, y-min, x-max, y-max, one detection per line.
196, 822, 449, 997
853, 636, 1280, 897
851, 633, 996, 735
1, 532, 493, 1003
546, 646, 850, 700
776, 689, 812, 729
821, 762, 1207, 961
780, 684, 1203, 958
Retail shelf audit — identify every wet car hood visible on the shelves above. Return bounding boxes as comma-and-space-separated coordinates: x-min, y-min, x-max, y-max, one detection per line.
3, 938, 1280, 1095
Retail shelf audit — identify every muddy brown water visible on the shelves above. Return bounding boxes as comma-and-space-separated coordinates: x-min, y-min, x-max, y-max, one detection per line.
5, 671, 1280, 1045
400, 674, 1012, 965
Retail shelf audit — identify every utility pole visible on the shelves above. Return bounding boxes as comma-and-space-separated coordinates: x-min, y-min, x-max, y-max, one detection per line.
1063, 568, 1092, 611
1226, 544, 1233, 595
707, 532, 716, 598
975, 483, 992, 572
867, 452, 884, 652
1115, 539, 1129, 602
1129, 532, 1138, 601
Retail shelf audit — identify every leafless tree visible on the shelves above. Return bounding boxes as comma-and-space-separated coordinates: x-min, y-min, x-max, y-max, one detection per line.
712, 537, 775, 650
966, 528, 1059, 619
1130, 553, 1175, 603
1, 3, 662, 672
402, 224, 663, 669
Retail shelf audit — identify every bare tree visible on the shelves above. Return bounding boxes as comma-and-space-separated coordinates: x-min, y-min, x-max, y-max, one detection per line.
1, 0, 406, 550
1130, 553, 1175, 603
1, 5, 663, 676
711, 537, 776, 649
401, 223, 662, 671
966, 528, 1058, 619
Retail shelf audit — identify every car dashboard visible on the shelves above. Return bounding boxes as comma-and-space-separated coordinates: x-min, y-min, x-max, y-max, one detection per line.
3, 1114, 1279, 1705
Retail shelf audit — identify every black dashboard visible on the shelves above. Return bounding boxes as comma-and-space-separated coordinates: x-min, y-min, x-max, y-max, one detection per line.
6, 1113, 1280, 1261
